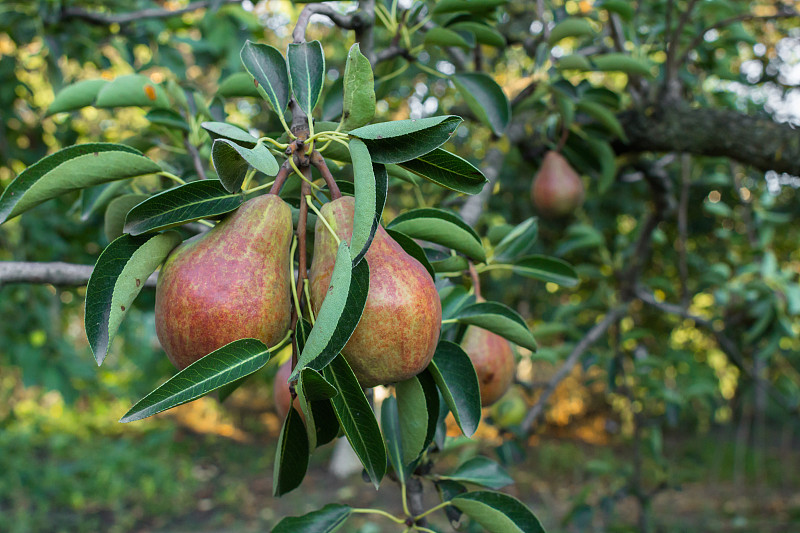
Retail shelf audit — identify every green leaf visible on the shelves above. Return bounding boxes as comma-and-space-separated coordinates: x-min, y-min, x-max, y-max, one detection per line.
201, 121, 258, 147
240, 41, 291, 114
287, 40, 325, 116
447, 21, 506, 47
341, 43, 375, 131
381, 395, 408, 483
120, 338, 272, 422
211, 139, 279, 192
597, 0, 635, 20
81, 181, 127, 222
427, 341, 481, 437
416, 369, 440, 452
47, 79, 107, 115
455, 302, 537, 351
576, 100, 628, 142
385, 229, 436, 280
95, 74, 169, 108
349, 139, 388, 264
441, 456, 514, 489
424, 26, 473, 49
322, 76, 344, 122
557, 54, 592, 71
592, 53, 653, 77
385, 163, 420, 185
493, 217, 538, 262
432, 0, 508, 14
387, 207, 485, 262
104, 194, 149, 242
452, 491, 546, 533
429, 251, 469, 273
323, 355, 387, 488
349, 116, 462, 164
217, 71, 260, 98
273, 406, 310, 496
399, 148, 487, 195
145, 109, 190, 132
0, 143, 161, 225
509, 255, 579, 287
440, 285, 476, 322
85, 232, 181, 365
291, 244, 370, 380
548, 18, 595, 45
452, 72, 510, 136
396, 377, 428, 465
272, 504, 352, 533
123, 180, 244, 236
297, 367, 338, 400
584, 137, 617, 194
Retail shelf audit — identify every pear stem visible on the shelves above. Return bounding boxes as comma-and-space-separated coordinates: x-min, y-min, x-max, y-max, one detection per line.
311, 150, 342, 199
468, 261, 481, 299
269, 160, 292, 195
306, 195, 341, 246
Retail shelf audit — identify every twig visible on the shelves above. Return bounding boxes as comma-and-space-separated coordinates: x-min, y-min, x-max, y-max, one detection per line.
468, 262, 481, 299
269, 160, 293, 196
677, 154, 691, 306
521, 306, 628, 433
356, 0, 377, 64
292, 3, 364, 43
60, 0, 240, 25
183, 134, 207, 180
310, 151, 342, 199
0, 261, 157, 288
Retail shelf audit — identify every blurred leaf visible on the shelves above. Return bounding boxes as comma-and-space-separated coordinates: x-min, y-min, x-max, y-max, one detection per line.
272, 504, 352, 533
508, 255, 579, 287
548, 18, 595, 45
453, 72, 510, 136
47, 79, 107, 115
432, 0, 508, 14
493, 217, 538, 261
94, 75, 169, 108
425, 27, 473, 49
217, 71, 260, 98
440, 456, 513, 489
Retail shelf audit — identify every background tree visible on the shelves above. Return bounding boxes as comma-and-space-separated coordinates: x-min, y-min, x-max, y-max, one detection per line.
1, 1, 799, 532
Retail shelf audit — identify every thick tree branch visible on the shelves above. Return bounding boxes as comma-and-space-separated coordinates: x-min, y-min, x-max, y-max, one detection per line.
0, 262, 157, 288
615, 105, 800, 176
521, 306, 628, 433
292, 4, 365, 43
61, 0, 240, 25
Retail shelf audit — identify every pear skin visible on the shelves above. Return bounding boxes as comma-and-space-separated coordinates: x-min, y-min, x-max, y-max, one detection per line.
274, 359, 301, 420
309, 197, 442, 387
531, 150, 585, 218
155, 194, 292, 370
461, 326, 516, 407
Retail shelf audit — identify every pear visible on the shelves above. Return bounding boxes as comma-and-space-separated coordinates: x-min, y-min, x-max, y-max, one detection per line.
530, 150, 585, 218
155, 194, 293, 370
490, 388, 527, 428
461, 325, 516, 407
309, 197, 441, 387
274, 359, 300, 419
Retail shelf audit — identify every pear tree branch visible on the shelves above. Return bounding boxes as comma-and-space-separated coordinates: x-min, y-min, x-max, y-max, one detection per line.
60, 0, 241, 25
0, 262, 157, 288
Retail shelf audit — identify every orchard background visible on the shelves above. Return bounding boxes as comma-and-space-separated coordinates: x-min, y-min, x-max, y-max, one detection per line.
1, 0, 799, 532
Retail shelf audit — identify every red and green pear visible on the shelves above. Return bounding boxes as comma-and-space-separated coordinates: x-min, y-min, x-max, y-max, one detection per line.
530, 150, 585, 218
309, 197, 442, 387
274, 359, 301, 420
461, 325, 516, 407
155, 194, 293, 370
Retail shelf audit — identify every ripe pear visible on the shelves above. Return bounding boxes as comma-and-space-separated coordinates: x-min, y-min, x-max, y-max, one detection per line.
461, 325, 516, 407
530, 150, 585, 218
155, 194, 293, 370
309, 197, 441, 387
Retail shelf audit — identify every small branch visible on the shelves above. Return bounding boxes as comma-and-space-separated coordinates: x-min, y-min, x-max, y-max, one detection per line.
269, 160, 293, 196
292, 3, 364, 43
183, 134, 207, 180
468, 262, 481, 299
521, 306, 628, 433
310, 151, 342, 199
376, 45, 415, 64
677, 154, 691, 306
406, 477, 428, 527
60, 0, 240, 25
356, 0, 376, 64
0, 261, 157, 288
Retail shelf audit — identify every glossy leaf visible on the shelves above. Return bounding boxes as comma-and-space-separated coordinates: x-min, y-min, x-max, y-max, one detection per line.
441, 456, 514, 489
417, 370, 441, 452
493, 217, 538, 261
385, 229, 436, 280
323, 355, 387, 488
453, 72, 510, 136
145, 109, 190, 132
273, 406, 310, 496
593, 53, 653, 77
47, 79, 107, 115
240, 41, 291, 114
448, 21, 506, 47
81, 181, 126, 221
217, 71, 260, 98
428, 341, 481, 437
201, 121, 258, 147
123, 180, 243, 235
432, 0, 508, 14
95, 74, 169, 108
399, 148, 486, 195
341, 43, 375, 131
85, 232, 181, 365
509, 255, 579, 287
0, 143, 161, 225
287, 40, 325, 116
548, 18, 595, 45
455, 302, 537, 351
396, 377, 428, 465
120, 338, 272, 422
211, 139, 279, 192
349, 116, 462, 164
272, 504, 352, 533
104, 194, 149, 242
424, 27, 473, 49
349, 139, 388, 264
440, 285, 476, 322
381, 396, 408, 483
291, 244, 369, 380
452, 491, 546, 533
387, 207, 485, 262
